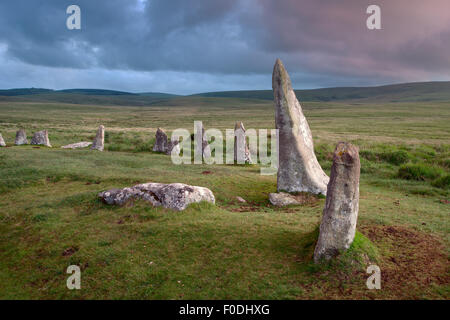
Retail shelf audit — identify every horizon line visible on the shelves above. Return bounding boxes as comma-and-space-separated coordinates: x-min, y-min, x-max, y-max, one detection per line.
0, 80, 449, 96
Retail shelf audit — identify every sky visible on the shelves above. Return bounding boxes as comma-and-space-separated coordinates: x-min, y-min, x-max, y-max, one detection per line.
0, 0, 449, 95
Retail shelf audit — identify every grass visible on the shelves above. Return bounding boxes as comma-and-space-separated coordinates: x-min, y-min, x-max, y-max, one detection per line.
398, 163, 444, 181
0, 97, 449, 299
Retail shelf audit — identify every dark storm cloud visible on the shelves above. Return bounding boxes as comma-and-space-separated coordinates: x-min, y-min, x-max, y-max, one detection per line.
0, 0, 449, 93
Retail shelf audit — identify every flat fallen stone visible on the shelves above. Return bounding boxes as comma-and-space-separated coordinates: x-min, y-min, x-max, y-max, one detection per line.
268, 192, 318, 207
91, 125, 105, 151
0, 133, 6, 147
31, 130, 52, 147
61, 142, 92, 149
269, 192, 302, 206
15, 129, 28, 145
99, 182, 215, 211
273, 59, 329, 195
314, 142, 361, 262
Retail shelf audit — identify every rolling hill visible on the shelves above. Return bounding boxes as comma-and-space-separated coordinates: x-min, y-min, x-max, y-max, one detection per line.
192, 81, 450, 102
0, 81, 449, 105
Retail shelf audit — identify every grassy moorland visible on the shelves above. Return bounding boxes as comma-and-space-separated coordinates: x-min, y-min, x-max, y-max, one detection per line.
0, 96, 448, 299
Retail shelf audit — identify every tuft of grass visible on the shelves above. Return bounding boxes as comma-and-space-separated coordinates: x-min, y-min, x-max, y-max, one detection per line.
360, 149, 412, 166
431, 175, 450, 189
380, 150, 411, 165
346, 231, 379, 264
398, 163, 444, 181
301, 227, 379, 275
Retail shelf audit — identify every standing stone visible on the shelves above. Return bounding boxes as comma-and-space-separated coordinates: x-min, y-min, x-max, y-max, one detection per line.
153, 128, 179, 155
202, 133, 211, 159
273, 58, 329, 195
91, 125, 105, 151
31, 130, 52, 147
166, 138, 180, 156
314, 142, 361, 262
194, 121, 211, 160
0, 133, 6, 147
153, 128, 169, 153
234, 121, 252, 163
15, 129, 28, 145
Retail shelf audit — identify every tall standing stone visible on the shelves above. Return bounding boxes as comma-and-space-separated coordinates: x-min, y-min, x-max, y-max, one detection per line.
273, 58, 329, 195
15, 129, 28, 145
0, 133, 6, 147
91, 125, 105, 151
31, 130, 52, 147
234, 121, 251, 163
314, 142, 361, 262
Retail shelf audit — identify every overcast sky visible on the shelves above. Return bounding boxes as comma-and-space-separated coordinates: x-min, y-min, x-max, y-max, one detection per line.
0, 0, 449, 94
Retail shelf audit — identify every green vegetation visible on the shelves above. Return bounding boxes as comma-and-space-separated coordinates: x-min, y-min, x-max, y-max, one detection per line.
307, 230, 380, 274
398, 163, 444, 181
432, 175, 450, 189
0, 92, 448, 299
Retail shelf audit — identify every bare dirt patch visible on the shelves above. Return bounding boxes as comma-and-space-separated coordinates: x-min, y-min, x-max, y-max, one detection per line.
359, 224, 449, 298
302, 224, 449, 299
62, 246, 78, 257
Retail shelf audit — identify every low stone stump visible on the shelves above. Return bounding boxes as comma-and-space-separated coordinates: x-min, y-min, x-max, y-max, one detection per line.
15, 129, 28, 145
153, 128, 179, 155
0, 133, 6, 147
99, 182, 215, 211
31, 130, 52, 147
91, 125, 105, 151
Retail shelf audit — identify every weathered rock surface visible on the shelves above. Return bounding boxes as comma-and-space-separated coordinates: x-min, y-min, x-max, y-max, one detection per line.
153, 128, 180, 155
269, 192, 302, 206
0, 133, 6, 147
31, 130, 52, 147
99, 182, 215, 211
166, 140, 180, 156
91, 125, 104, 151
269, 192, 318, 207
61, 142, 92, 149
153, 128, 168, 152
273, 59, 329, 195
234, 121, 252, 163
15, 129, 28, 145
314, 142, 361, 262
